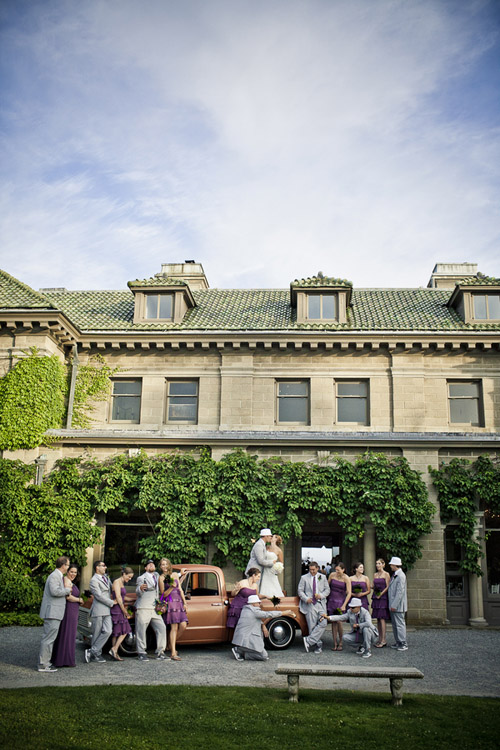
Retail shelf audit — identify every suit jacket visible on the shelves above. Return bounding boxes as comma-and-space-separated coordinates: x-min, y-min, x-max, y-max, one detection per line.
388, 569, 407, 612
232, 605, 282, 651
89, 573, 114, 616
135, 571, 160, 610
39, 569, 70, 620
245, 538, 274, 576
329, 606, 378, 636
297, 573, 329, 615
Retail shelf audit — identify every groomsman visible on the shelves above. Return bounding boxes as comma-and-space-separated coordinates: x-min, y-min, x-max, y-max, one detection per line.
231, 595, 296, 661
38, 556, 71, 672
388, 556, 408, 651
85, 560, 114, 663
245, 528, 275, 588
297, 561, 329, 654
321, 597, 378, 658
135, 560, 167, 661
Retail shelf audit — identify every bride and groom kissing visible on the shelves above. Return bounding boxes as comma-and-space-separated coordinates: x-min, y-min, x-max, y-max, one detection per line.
245, 528, 284, 598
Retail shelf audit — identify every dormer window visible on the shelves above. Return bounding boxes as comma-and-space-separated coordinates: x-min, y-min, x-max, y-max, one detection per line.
473, 294, 500, 321
146, 294, 173, 320
447, 278, 500, 324
307, 293, 337, 320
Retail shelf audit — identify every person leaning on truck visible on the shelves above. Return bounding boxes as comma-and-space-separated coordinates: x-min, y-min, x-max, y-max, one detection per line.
231, 594, 296, 661
135, 560, 167, 662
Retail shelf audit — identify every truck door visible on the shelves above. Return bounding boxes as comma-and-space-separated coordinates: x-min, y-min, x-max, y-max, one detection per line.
178, 570, 228, 644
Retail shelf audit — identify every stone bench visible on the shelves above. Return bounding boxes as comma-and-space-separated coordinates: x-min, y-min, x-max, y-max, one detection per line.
275, 664, 424, 705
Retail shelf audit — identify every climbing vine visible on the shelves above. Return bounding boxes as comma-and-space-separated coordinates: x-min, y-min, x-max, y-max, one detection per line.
0, 348, 66, 450
72, 354, 121, 428
430, 455, 500, 575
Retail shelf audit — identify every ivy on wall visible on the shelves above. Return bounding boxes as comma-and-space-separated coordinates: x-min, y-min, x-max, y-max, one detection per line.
430, 455, 500, 576
72, 354, 121, 428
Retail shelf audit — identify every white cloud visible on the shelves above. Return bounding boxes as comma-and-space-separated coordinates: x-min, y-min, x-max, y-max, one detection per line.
0, 0, 498, 291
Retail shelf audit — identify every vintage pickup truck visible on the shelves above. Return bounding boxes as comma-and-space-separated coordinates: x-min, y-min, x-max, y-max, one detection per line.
78, 564, 308, 655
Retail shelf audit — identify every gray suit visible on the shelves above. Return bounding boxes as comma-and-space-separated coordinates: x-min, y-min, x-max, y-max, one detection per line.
38, 568, 70, 668
135, 572, 166, 656
328, 607, 378, 652
245, 538, 274, 587
232, 604, 283, 660
297, 572, 329, 649
89, 573, 114, 657
388, 568, 408, 647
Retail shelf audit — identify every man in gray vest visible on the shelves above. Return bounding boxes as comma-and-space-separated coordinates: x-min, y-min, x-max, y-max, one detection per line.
84, 560, 114, 663
245, 528, 275, 588
38, 555, 71, 672
231, 595, 296, 661
388, 556, 408, 651
135, 560, 167, 661
321, 597, 378, 658
298, 561, 329, 654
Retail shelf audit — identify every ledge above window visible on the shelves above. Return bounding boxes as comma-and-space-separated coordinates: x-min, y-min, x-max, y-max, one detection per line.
290, 275, 352, 324
128, 275, 196, 324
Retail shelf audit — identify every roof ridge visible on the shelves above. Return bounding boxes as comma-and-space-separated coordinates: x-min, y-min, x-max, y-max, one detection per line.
0, 268, 56, 308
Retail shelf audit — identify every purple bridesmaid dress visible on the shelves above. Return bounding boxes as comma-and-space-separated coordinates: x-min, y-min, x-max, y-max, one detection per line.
51, 584, 79, 667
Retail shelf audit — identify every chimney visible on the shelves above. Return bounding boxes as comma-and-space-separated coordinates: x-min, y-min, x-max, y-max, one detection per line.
159, 261, 209, 290
427, 263, 478, 289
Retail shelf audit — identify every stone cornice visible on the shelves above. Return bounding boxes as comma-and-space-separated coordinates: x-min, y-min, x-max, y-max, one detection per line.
0, 309, 80, 347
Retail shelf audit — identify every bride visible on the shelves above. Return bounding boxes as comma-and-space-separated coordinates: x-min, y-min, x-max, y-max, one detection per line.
259, 534, 284, 598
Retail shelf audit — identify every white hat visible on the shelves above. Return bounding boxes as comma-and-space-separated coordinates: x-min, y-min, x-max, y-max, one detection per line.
247, 594, 260, 604
389, 556, 402, 566
260, 528, 272, 536
349, 598, 362, 608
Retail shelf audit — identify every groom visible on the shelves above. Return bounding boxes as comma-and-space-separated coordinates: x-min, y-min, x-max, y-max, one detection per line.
245, 528, 275, 589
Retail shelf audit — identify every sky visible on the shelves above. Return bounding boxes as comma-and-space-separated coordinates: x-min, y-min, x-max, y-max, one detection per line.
1, 0, 499, 293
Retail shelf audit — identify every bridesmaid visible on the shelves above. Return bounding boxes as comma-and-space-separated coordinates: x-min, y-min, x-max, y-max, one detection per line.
326, 562, 351, 651
350, 562, 370, 610
109, 566, 134, 660
371, 558, 391, 647
159, 558, 188, 661
226, 568, 262, 632
51, 564, 83, 667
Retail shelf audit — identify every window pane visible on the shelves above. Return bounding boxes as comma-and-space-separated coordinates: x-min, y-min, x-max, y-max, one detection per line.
337, 382, 367, 397
113, 381, 142, 395
488, 295, 500, 319
159, 294, 172, 318
338, 397, 367, 423
279, 382, 308, 396
146, 295, 158, 319
112, 395, 141, 421
168, 400, 197, 422
449, 398, 479, 424
308, 296, 321, 319
449, 382, 479, 398
279, 397, 308, 423
486, 530, 500, 594
322, 294, 336, 318
473, 295, 487, 319
169, 381, 197, 396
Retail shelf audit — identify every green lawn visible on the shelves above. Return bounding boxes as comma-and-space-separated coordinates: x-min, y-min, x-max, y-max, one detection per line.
0, 685, 497, 750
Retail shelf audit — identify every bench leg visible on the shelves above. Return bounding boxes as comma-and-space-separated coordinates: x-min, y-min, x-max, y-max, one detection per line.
287, 674, 300, 703
390, 678, 404, 706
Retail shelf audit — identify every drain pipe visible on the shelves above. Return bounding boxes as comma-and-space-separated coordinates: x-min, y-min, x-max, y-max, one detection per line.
66, 344, 79, 428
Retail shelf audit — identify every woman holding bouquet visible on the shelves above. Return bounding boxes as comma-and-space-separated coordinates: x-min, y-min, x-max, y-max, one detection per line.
109, 566, 134, 660
326, 562, 351, 651
227, 568, 261, 631
159, 558, 188, 661
51, 564, 84, 667
259, 535, 284, 598
349, 562, 370, 610
371, 558, 391, 647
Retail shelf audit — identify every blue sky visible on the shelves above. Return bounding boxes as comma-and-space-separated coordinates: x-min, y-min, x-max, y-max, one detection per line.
1, 0, 499, 292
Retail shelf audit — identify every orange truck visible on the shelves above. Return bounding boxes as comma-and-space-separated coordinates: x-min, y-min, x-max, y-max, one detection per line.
78, 564, 308, 655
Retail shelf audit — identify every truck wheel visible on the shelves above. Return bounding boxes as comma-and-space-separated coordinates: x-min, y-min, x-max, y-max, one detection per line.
119, 631, 138, 657
266, 618, 295, 650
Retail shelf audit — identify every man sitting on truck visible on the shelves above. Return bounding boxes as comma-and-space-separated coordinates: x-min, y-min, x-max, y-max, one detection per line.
231, 594, 296, 661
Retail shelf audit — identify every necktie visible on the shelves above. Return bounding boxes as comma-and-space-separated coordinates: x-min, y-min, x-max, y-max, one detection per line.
312, 575, 316, 600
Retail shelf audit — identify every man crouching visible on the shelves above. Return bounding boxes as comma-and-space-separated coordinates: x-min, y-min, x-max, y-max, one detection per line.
231, 595, 296, 661
321, 597, 378, 659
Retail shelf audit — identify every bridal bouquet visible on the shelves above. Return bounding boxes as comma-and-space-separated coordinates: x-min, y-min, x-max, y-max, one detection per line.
272, 562, 284, 575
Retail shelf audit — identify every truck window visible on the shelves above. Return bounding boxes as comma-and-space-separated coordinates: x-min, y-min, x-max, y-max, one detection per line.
183, 571, 220, 597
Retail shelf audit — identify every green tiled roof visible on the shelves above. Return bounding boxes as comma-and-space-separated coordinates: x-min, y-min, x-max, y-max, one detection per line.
0, 269, 55, 309
456, 276, 500, 286
127, 276, 187, 288
291, 275, 352, 288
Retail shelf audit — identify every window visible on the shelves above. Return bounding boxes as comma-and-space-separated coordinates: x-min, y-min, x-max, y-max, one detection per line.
307, 293, 337, 320
448, 381, 483, 426
182, 571, 220, 597
336, 380, 369, 424
473, 294, 500, 320
166, 380, 198, 423
145, 294, 173, 319
277, 381, 309, 424
444, 527, 467, 598
111, 380, 141, 422
485, 509, 500, 596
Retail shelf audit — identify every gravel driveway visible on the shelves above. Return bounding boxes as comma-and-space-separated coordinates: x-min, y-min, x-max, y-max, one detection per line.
1, 626, 499, 697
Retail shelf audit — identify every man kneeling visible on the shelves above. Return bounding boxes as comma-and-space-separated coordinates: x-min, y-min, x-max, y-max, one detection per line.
231, 595, 296, 661
321, 597, 378, 659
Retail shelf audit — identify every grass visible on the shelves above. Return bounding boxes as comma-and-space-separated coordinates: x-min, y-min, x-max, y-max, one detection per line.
0, 685, 497, 750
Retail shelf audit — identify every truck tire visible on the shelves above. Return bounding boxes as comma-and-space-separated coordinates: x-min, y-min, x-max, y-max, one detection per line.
118, 631, 138, 656
266, 617, 295, 650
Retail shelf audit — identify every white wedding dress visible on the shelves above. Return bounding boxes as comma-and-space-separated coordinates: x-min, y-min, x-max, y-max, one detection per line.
259, 551, 284, 598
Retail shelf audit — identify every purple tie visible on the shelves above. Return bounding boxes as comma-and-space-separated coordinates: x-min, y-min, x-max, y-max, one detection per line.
312, 575, 316, 600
